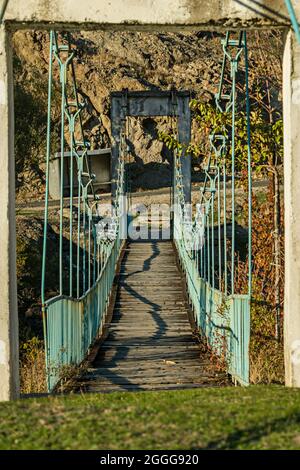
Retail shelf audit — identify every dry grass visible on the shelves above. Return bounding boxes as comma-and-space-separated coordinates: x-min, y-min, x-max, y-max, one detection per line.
20, 338, 47, 394
20, 337, 90, 394
54, 361, 89, 394
250, 341, 284, 385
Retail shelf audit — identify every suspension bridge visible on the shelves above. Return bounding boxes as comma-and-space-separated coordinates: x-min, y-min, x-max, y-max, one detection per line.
40, 30, 252, 393
1, 0, 300, 402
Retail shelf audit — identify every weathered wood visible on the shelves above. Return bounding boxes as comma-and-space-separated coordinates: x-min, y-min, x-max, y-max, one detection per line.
97, 353, 201, 364
79, 381, 225, 393
87, 364, 213, 374
103, 340, 200, 348
73, 241, 229, 393
82, 375, 223, 385
92, 357, 212, 366
107, 326, 192, 332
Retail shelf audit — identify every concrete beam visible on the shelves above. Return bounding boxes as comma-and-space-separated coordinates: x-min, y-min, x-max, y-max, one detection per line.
283, 30, 300, 388
2, 1, 291, 30
111, 90, 191, 117
0, 25, 19, 401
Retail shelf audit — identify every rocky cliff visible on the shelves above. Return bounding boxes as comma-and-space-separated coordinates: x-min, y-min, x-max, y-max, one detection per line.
12, 30, 228, 196
13, 29, 282, 197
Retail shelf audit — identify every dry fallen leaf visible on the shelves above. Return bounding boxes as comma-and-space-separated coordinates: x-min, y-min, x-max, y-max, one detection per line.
163, 360, 176, 366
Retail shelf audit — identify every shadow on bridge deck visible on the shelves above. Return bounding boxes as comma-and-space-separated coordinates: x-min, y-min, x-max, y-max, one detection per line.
71, 239, 229, 393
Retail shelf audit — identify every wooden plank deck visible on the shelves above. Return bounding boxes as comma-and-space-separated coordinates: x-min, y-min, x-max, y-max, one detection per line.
74, 240, 229, 392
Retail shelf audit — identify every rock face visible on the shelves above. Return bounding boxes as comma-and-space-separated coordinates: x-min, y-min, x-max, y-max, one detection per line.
13, 30, 283, 195
13, 30, 224, 194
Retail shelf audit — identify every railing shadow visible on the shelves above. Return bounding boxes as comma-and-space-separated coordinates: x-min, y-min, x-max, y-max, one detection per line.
93, 239, 170, 391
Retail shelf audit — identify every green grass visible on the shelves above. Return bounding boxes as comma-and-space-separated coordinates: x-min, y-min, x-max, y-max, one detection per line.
1, 386, 300, 450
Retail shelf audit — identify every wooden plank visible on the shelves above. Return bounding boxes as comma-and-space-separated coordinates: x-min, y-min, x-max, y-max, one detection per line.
85, 369, 219, 379
117, 291, 184, 296
119, 282, 181, 285
82, 374, 221, 385
117, 298, 185, 306
103, 340, 198, 347
96, 352, 202, 362
92, 360, 209, 369
112, 311, 189, 314
111, 314, 189, 318
110, 326, 190, 330
107, 339, 197, 345
111, 316, 189, 320
87, 364, 213, 374
115, 299, 186, 302
79, 383, 222, 393
111, 318, 189, 321
108, 325, 193, 329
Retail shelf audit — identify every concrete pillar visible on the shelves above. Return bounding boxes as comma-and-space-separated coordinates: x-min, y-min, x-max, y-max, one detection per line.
283, 29, 300, 387
0, 25, 19, 401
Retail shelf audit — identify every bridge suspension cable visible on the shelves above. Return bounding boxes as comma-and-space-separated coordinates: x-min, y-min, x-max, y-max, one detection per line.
41, 31, 125, 391
42, 29, 253, 390
174, 31, 252, 386
285, 0, 300, 44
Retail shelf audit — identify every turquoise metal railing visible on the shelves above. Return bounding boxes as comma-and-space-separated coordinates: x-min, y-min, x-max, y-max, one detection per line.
174, 221, 250, 385
42, 29, 252, 390
174, 32, 252, 386
42, 32, 125, 391
45, 234, 122, 391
